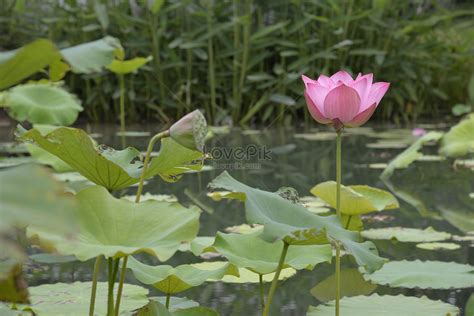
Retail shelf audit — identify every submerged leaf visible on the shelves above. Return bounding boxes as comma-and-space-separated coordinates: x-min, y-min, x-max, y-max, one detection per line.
363, 260, 474, 289
213, 232, 332, 274
27, 186, 200, 261
439, 114, 474, 157
361, 227, 451, 243
17, 126, 203, 190
311, 268, 377, 302
208, 172, 386, 273
311, 182, 398, 215
307, 294, 459, 316
3, 83, 82, 126
127, 258, 238, 294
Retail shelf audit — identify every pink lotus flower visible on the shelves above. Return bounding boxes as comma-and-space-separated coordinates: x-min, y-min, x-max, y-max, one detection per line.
302, 71, 390, 129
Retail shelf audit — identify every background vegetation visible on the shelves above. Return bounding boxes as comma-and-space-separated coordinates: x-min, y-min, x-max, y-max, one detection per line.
1, 0, 473, 126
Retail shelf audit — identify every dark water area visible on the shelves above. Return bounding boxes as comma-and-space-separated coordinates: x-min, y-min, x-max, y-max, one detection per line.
1, 122, 473, 315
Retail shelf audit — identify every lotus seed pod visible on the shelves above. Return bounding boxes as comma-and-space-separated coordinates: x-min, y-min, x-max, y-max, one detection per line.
169, 110, 207, 152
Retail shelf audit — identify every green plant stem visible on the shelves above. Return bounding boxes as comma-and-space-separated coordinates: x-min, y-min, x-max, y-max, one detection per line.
89, 256, 103, 316
135, 130, 170, 203
114, 256, 128, 316
206, 4, 216, 122
119, 74, 126, 134
336, 130, 342, 219
335, 242, 341, 316
345, 215, 352, 230
107, 258, 115, 316
262, 242, 289, 316
259, 274, 265, 311
166, 292, 171, 309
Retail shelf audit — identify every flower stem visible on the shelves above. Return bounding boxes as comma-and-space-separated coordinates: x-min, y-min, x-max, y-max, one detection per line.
107, 258, 115, 316
335, 242, 341, 316
118, 74, 126, 147
166, 292, 171, 309
336, 130, 342, 219
135, 131, 170, 203
114, 256, 128, 316
89, 256, 103, 316
262, 242, 289, 316
259, 274, 265, 311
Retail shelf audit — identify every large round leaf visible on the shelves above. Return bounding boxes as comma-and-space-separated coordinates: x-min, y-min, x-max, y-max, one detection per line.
363, 260, 474, 289
213, 232, 332, 274
127, 258, 238, 294
310, 268, 377, 302
311, 181, 398, 215
17, 126, 204, 190
27, 185, 200, 261
361, 227, 451, 242
209, 172, 386, 273
4, 83, 82, 125
307, 294, 459, 316
439, 114, 474, 157
19, 282, 148, 316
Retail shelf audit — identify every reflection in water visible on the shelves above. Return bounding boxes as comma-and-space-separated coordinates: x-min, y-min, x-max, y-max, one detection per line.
1, 124, 472, 315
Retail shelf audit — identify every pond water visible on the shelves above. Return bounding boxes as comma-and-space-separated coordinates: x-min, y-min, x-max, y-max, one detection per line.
1, 123, 473, 315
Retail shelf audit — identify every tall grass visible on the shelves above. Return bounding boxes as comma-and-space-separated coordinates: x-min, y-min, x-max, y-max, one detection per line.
1, 0, 473, 126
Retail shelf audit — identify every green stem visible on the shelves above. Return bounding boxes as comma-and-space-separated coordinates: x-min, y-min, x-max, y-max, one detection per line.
114, 256, 128, 316
336, 130, 342, 219
135, 131, 170, 203
344, 215, 352, 230
262, 242, 289, 316
119, 74, 126, 136
89, 256, 103, 316
165, 292, 171, 309
335, 242, 341, 316
206, 4, 216, 122
259, 274, 265, 311
107, 258, 115, 316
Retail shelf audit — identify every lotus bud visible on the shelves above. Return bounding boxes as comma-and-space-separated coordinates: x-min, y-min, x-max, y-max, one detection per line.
169, 110, 207, 152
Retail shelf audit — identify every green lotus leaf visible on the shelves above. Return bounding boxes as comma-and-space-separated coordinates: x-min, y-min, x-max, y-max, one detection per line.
17, 282, 148, 316
363, 260, 474, 289
27, 185, 200, 261
300, 196, 331, 214
127, 258, 238, 294
341, 214, 363, 231
122, 193, 177, 203
0, 263, 28, 304
137, 300, 218, 316
381, 131, 444, 179
311, 182, 399, 215
224, 224, 263, 234
0, 304, 31, 316
186, 236, 216, 256
60, 36, 122, 74
416, 242, 460, 251
439, 205, 474, 233
0, 39, 61, 90
439, 114, 474, 157
0, 164, 76, 233
466, 294, 474, 316
208, 172, 386, 273
17, 126, 204, 190
29, 253, 77, 264
217, 266, 296, 284
107, 56, 152, 74
213, 232, 332, 274
150, 296, 199, 311
27, 144, 73, 172
307, 294, 459, 316
311, 268, 377, 302
361, 227, 451, 243
3, 83, 83, 126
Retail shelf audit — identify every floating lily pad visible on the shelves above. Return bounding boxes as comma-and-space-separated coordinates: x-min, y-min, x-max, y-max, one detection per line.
381, 131, 444, 179
366, 141, 409, 149
136, 300, 218, 316
416, 242, 460, 251
27, 185, 200, 261
3, 83, 82, 126
361, 227, 451, 243
127, 258, 238, 294
0, 142, 28, 155
122, 193, 177, 203
20, 282, 148, 316
150, 296, 199, 311
452, 235, 474, 242
300, 196, 330, 214
294, 133, 336, 141
52, 172, 90, 182
311, 182, 398, 215
439, 114, 474, 157
363, 260, 474, 289
311, 268, 377, 302
115, 131, 151, 137
224, 224, 263, 234
416, 155, 446, 162
29, 253, 77, 264
0, 157, 35, 168
213, 232, 332, 274
368, 163, 388, 169
18, 126, 203, 190
209, 172, 386, 273
0, 304, 31, 315
307, 294, 459, 316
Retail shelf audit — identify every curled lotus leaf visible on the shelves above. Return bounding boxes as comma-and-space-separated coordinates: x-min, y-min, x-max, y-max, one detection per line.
213, 231, 332, 274
127, 258, 238, 294
107, 56, 152, 75
307, 294, 459, 316
208, 172, 386, 273
311, 181, 398, 215
27, 185, 200, 261
17, 126, 204, 190
439, 114, 474, 157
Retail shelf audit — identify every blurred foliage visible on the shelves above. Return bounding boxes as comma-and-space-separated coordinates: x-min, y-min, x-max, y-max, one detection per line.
0, 0, 473, 126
